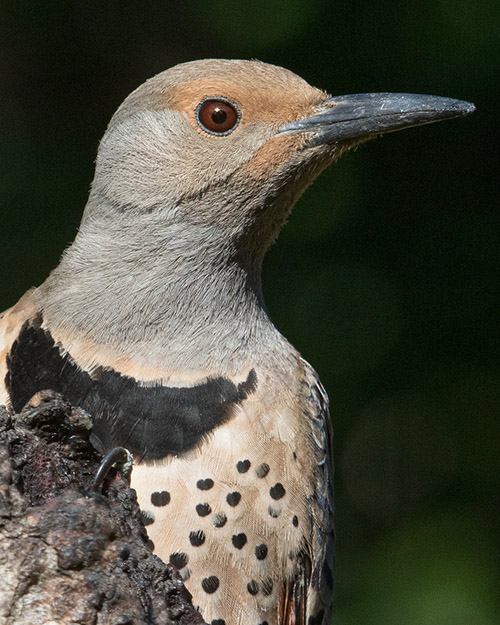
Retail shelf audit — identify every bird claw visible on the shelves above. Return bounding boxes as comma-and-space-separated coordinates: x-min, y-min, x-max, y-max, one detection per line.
93, 446, 133, 492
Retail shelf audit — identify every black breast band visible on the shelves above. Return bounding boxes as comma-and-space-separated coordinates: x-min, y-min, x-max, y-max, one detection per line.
6, 316, 257, 461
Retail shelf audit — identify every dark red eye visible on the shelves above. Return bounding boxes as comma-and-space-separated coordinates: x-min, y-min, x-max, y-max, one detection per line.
196, 99, 240, 135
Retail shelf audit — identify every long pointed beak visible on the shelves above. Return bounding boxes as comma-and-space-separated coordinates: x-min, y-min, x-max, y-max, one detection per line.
279, 93, 475, 145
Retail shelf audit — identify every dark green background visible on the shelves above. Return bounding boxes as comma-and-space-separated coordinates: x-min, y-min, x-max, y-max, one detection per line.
1, 2, 498, 622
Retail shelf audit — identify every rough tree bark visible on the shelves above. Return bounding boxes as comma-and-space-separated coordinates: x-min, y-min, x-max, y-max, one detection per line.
0, 390, 206, 625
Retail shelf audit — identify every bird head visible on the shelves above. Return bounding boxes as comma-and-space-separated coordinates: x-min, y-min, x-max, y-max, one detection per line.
83, 58, 474, 257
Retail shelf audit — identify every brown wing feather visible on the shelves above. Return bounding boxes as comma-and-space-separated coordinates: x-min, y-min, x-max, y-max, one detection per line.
279, 558, 311, 625
298, 360, 335, 625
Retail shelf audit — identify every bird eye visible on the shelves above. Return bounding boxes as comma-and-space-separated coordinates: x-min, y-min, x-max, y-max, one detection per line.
196, 98, 240, 135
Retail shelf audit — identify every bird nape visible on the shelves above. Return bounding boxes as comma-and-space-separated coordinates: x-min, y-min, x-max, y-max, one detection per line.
0, 59, 474, 625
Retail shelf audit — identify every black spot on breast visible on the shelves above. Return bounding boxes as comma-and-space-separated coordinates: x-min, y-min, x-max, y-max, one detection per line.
231, 533, 247, 549
261, 577, 273, 596
140, 510, 155, 526
236, 459, 250, 473
226, 491, 241, 507
196, 503, 211, 517
201, 575, 220, 594
292, 515, 299, 527
268, 505, 280, 518
247, 580, 259, 595
189, 530, 206, 546
5, 318, 258, 461
212, 620, 225, 625
197, 478, 214, 490
259, 622, 269, 625
151, 490, 170, 506
213, 512, 227, 528
255, 544, 268, 560
269, 483, 286, 500
169, 552, 188, 569
255, 463, 270, 478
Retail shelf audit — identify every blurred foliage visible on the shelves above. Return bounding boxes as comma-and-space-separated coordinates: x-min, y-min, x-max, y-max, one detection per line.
1, 1, 498, 622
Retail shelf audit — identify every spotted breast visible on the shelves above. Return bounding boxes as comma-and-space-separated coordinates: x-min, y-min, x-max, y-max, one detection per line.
131, 359, 334, 625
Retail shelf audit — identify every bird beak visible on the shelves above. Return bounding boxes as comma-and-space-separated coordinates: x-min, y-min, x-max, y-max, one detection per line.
279, 93, 475, 146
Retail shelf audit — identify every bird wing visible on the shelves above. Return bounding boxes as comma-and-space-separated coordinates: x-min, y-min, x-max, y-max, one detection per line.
279, 360, 335, 625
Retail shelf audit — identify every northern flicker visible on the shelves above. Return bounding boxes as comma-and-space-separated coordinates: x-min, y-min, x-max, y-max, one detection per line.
0, 60, 474, 625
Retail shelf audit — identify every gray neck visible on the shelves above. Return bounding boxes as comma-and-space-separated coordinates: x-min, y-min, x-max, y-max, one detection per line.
38, 197, 292, 375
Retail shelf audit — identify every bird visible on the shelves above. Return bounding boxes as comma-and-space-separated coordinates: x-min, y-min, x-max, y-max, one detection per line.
0, 59, 474, 625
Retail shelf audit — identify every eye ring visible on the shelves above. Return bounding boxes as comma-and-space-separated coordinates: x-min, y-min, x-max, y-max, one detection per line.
195, 97, 241, 136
